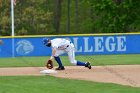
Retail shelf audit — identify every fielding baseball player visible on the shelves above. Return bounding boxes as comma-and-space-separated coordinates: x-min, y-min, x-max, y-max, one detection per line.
43, 38, 91, 70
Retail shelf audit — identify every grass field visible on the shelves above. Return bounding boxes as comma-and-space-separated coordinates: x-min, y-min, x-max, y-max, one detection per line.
0, 54, 140, 67
0, 54, 140, 93
0, 76, 140, 93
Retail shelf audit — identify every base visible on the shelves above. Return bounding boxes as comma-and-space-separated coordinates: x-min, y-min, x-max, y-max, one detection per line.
40, 69, 57, 74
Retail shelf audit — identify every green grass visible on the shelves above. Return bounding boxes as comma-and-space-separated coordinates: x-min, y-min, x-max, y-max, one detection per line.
0, 76, 139, 93
0, 54, 140, 67
0, 55, 140, 93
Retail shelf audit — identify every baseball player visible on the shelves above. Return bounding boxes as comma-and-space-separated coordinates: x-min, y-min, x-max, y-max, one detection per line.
43, 38, 91, 70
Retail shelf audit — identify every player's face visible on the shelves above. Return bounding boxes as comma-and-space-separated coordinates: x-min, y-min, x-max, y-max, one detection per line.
48, 40, 51, 43
46, 40, 51, 47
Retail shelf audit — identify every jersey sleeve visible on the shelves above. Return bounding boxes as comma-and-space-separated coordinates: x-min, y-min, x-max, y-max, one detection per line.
51, 43, 58, 48
51, 40, 58, 48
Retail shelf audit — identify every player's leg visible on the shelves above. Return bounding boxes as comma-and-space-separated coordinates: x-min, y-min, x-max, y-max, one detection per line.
54, 50, 65, 70
67, 50, 84, 65
67, 50, 91, 69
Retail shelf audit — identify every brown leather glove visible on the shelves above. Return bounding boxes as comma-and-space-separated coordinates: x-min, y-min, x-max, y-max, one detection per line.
46, 60, 53, 69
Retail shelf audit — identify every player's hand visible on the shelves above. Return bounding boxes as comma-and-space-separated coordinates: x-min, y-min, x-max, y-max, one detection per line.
49, 56, 53, 60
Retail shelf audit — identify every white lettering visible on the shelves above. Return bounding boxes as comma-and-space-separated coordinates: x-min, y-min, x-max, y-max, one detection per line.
72, 36, 126, 53
73, 38, 82, 52
94, 37, 104, 52
84, 37, 93, 52
105, 37, 116, 52
117, 36, 126, 51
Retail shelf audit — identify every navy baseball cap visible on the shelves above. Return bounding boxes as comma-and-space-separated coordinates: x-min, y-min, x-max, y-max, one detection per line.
42, 38, 50, 46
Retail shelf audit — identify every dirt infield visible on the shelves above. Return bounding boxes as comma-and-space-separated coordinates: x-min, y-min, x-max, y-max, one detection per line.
0, 65, 140, 87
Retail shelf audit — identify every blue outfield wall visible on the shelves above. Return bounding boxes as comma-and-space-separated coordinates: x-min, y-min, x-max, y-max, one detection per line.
0, 34, 140, 57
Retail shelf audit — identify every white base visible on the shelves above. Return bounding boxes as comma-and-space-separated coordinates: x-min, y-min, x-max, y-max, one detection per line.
40, 69, 57, 74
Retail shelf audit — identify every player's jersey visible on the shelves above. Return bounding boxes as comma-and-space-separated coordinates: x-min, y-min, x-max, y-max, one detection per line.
51, 38, 73, 50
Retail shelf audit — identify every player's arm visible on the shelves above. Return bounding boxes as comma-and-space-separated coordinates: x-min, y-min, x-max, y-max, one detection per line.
50, 48, 56, 60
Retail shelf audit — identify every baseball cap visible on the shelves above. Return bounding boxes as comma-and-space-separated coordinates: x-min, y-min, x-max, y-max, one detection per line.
42, 38, 50, 46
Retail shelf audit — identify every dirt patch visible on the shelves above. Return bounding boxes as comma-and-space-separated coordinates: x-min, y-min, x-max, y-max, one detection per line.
0, 65, 140, 87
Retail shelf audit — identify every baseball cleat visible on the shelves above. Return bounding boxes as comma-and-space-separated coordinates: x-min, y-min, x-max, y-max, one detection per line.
85, 62, 91, 69
55, 66, 65, 70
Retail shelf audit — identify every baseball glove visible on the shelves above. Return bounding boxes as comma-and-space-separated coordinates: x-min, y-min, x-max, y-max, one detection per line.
46, 60, 53, 69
